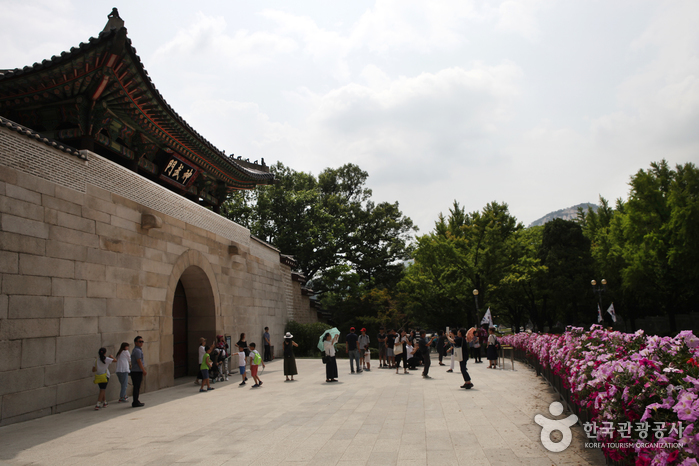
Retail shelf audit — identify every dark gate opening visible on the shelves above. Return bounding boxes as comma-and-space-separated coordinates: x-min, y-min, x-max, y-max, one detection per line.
173, 280, 188, 378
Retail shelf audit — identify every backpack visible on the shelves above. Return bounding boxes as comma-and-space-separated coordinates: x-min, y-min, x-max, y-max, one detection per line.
252, 351, 262, 365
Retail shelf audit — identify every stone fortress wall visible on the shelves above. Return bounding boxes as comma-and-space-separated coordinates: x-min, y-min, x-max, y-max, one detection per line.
0, 124, 317, 426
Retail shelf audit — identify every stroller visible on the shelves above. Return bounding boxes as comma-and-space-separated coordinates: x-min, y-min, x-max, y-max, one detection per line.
209, 348, 229, 383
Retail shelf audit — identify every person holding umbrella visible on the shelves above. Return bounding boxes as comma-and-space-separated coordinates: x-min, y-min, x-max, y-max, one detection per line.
322, 330, 339, 382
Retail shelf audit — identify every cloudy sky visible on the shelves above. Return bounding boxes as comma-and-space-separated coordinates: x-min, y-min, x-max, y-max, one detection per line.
2, 1, 698, 233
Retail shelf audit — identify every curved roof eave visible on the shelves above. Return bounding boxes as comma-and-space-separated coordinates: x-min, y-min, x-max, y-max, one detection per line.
0, 25, 275, 185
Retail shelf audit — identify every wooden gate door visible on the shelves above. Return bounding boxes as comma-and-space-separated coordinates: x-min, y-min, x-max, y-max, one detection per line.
173, 280, 188, 378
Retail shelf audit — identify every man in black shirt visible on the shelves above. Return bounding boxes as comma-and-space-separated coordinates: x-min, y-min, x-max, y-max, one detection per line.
413, 330, 437, 378
345, 327, 361, 373
377, 328, 387, 368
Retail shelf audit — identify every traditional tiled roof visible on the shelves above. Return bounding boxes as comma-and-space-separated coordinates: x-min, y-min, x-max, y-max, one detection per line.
0, 12, 274, 191
281, 254, 299, 268
0, 115, 86, 160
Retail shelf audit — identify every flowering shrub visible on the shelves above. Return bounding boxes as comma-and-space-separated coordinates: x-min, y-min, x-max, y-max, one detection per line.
501, 326, 699, 465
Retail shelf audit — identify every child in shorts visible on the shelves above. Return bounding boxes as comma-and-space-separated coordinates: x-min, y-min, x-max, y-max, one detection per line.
230, 349, 247, 386
248, 343, 265, 388
199, 345, 214, 392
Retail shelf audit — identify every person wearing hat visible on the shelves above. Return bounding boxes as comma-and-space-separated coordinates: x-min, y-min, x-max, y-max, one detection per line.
358, 328, 371, 372
345, 327, 361, 373
282, 332, 298, 381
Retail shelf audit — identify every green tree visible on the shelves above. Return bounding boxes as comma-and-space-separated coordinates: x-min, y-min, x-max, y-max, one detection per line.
490, 226, 547, 332
399, 201, 523, 329
222, 162, 416, 295
538, 219, 596, 329
581, 196, 630, 327
581, 160, 699, 334
618, 161, 699, 332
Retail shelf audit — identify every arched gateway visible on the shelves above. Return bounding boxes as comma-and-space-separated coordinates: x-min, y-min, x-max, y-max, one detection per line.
165, 250, 220, 379
0, 8, 322, 426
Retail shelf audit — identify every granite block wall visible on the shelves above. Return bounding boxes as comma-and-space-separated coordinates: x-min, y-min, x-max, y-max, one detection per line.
0, 125, 316, 426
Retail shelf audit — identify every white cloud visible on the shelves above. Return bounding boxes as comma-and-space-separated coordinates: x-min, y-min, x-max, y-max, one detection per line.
186, 98, 298, 165
350, 0, 479, 53
591, 1, 699, 158
4, 0, 699, 233
153, 12, 297, 68
0, 0, 91, 69
494, 0, 548, 42
300, 61, 523, 189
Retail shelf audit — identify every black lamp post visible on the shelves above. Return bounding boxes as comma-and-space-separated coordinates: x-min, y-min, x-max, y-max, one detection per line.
473, 289, 479, 327
591, 279, 607, 321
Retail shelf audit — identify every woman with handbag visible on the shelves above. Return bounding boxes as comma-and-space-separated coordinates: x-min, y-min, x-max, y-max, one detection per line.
394, 330, 409, 374
447, 329, 474, 389
323, 332, 339, 383
93, 347, 115, 410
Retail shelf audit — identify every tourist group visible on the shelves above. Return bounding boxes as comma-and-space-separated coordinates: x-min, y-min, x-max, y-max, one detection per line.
91, 325, 500, 410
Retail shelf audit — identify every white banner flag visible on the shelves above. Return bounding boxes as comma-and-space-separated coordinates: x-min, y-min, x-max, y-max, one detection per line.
606, 303, 617, 323
481, 307, 493, 327
597, 304, 603, 323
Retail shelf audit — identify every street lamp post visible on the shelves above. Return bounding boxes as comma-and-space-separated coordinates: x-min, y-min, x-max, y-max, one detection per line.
591, 279, 607, 322
473, 289, 479, 327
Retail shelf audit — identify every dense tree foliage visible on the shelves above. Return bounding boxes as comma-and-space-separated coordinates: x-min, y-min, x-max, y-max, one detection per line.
398, 161, 698, 334
224, 160, 697, 335
222, 162, 416, 292
398, 201, 524, 329
537, 219, 596, 329
581, 160, 699, 332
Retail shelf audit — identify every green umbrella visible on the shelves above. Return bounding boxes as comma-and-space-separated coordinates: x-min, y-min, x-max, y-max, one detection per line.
317, 327, 340, 352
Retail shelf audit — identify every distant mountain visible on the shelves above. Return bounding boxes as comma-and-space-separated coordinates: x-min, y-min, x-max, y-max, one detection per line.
529, 203, 598, 227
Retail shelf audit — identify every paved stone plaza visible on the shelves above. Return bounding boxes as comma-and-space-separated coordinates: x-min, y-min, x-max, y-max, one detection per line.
0, 358, 604, 466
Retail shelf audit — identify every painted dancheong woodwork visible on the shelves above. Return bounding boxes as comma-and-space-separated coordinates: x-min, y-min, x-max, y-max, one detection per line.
0, 8, 274, 211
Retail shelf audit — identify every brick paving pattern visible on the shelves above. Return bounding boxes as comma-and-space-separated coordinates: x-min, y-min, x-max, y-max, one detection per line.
0, 358, 605, 465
